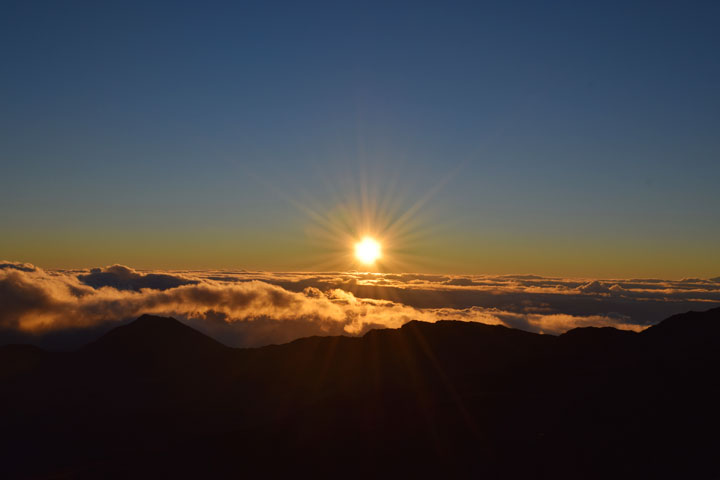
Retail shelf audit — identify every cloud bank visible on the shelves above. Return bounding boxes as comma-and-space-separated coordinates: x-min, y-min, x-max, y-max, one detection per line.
1, 261, 719, 349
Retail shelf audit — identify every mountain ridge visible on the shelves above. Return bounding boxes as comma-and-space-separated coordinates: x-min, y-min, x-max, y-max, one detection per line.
1, 307, 718, 479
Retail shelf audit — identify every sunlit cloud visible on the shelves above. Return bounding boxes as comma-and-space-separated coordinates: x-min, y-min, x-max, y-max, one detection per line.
1, 261, 718, 349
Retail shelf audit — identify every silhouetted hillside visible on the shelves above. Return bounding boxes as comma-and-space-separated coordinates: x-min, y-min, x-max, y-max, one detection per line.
1, 308, 719, 479
84, 314, 226, 353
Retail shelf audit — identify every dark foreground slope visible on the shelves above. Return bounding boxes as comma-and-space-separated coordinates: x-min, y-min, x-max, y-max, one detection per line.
1, 309, 719, 479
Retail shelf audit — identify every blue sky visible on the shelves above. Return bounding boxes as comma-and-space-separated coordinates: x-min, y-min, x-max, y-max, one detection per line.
1, 0, 718, 276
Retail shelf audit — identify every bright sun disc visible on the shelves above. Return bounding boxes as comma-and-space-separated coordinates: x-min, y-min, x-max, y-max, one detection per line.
355, 237, 381, 265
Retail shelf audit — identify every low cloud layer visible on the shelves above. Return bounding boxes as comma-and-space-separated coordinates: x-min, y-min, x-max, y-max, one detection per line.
2, 261, 719, 349
78, 265, 197, 291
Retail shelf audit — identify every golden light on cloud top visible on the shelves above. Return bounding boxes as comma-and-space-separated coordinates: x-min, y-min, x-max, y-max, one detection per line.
354, 237, 381, 265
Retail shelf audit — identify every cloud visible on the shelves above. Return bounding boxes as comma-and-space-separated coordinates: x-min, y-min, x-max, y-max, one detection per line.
577, 280, 608, 294
0, 261, 37, 272
1, 262, 719, 349
577, 280, 625, 295
443, 277, 479, 286
78, 265, 197, 291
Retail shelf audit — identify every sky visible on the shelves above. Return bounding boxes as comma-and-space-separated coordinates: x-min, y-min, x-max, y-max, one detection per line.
1, 0, 719, 278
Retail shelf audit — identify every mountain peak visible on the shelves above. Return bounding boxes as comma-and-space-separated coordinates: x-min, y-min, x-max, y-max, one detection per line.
134, 313, 186, 328
82, 314, 227, 357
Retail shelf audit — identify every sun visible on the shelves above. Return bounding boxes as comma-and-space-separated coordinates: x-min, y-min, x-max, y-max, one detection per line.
355, 237, 381, 265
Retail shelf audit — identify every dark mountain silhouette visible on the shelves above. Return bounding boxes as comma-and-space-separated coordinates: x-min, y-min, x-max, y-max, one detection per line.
1, 309, 719, 479
81, 313, 230, 360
